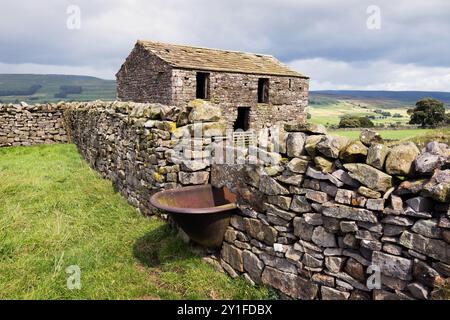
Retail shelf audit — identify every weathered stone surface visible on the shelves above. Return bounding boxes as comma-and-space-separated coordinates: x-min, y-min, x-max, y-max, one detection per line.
221, 243, 243, 272
407, 282, 429, 300
265, 203, 296, 221
180, 159, 209, 172
366, 198, 385, 211
340, 140, 368, 163
317, 136, 350, 159
221, 260, 239, 278
286, 132, 306, 158
178, 171, 209, 185
432, 262, 450, 277
290, 195, 312, 213
360, 129, 383, 146
344, 258, 365, 282
302, 253, 324, 268
320, 181, 338, 197
321, 286, 350, 300
286, 157, 309, 173
373, 290, 413, 300
322, 204, 378, 223
304, 213, 323, 226
305, 190, 329, 204
411, 219, 441, 239
187, 99, 222, 122
242, 250, 264, 284
366, 143, 389, 170
343, 250, 371, 266
293, 217, 314, 241
344, 163, 392, 192
413, 260, 440, 287
285, 246, 303, 261
314, 156, 334, 173
415, 141, 450, 174
324, 270, 369, 292
422, 169, 450, 203
276, 174, 304, 186
305, 135, 325, 157
285, 122, 327, 135
261, 267, 319, 299
260, 253, 297, 274
325, 256, 346, 273
391, 195, 403, 211
312, 226, 337, 248
259, 174, 289, 195
383, 243, 403, 256
266, 196, 292, 211
382, 216, 414, 226
340, 221, 358, 233
311, 273, 335, 287
406, 196, 433, 213
243, 218, 277, 245
372, 251, 413, 281
335, 189, 354, 205
385, 142, 420, 176
357, 186, 381, 199
400, 231, 450, 264
343, 234, 358, 249
396, 179, 428, 195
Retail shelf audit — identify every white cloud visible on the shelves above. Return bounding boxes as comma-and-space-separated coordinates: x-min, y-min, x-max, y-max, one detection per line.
0, 0, 449, 89
289, 58, 450, 91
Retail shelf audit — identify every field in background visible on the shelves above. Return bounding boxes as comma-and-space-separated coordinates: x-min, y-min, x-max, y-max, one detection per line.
331, 128, 450, 148
0, 144, 273, 299
310, 91, 450, 142
0, 74, 116, 104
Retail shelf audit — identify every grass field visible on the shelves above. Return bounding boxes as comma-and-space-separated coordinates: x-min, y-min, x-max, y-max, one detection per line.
330, 127, 450, 146
308, 100, 411, 127
0, 144, 273, 300
0, 74, 116, 104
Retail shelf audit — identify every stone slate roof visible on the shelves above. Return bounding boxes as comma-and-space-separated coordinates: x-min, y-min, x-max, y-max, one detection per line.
137, 40, 307, 78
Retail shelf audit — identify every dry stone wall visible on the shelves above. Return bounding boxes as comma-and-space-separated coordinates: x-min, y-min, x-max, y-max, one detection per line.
65, 100, 226, 215
1, 100, 449, 300
0, 103, 68, 147
212, 125, 450, 300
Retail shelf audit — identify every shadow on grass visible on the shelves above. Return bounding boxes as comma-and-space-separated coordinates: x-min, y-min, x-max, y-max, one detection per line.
133, 223, 196, 268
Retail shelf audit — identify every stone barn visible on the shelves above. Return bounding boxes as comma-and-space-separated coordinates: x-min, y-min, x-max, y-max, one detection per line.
116, 40, 309, 131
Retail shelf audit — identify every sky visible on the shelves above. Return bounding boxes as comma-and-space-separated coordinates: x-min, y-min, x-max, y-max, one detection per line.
1, 0, 450, 91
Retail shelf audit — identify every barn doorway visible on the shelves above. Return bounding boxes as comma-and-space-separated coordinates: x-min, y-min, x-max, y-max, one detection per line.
234, 107, 251, 131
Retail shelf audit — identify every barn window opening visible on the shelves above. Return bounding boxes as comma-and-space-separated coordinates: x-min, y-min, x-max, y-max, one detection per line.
289, 79, 292, 89
234, 107, 251, 131
196, 72, 210, 99
258, 78, 269, 103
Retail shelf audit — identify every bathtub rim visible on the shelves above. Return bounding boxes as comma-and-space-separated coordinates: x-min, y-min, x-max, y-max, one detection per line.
149, 184, 238, 215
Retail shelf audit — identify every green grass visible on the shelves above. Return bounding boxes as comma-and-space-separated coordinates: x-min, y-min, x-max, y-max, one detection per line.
308, 100, 411, 127
0, 144, 273, 300
0, 74, 116, 104
330, 129, 436, 140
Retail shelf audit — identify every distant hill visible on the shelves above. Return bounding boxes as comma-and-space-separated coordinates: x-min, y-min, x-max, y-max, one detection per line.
311, 90, 450, 108
0, 74, 116, 104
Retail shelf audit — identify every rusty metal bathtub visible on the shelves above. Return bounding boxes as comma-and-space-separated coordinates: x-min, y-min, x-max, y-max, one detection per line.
150, 185, 237, 249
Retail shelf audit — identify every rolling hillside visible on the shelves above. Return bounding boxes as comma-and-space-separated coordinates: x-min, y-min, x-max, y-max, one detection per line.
0, 74, 116, 104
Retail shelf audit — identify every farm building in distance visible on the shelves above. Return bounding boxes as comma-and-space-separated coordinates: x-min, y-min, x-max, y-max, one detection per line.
116, 40, 309, 130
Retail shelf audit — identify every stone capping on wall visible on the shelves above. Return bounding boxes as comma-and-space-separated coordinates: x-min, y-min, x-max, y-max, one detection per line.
212, 124, 450, 300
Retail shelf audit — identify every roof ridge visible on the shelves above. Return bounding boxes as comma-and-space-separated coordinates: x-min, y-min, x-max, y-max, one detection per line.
137, 40, 275, 58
